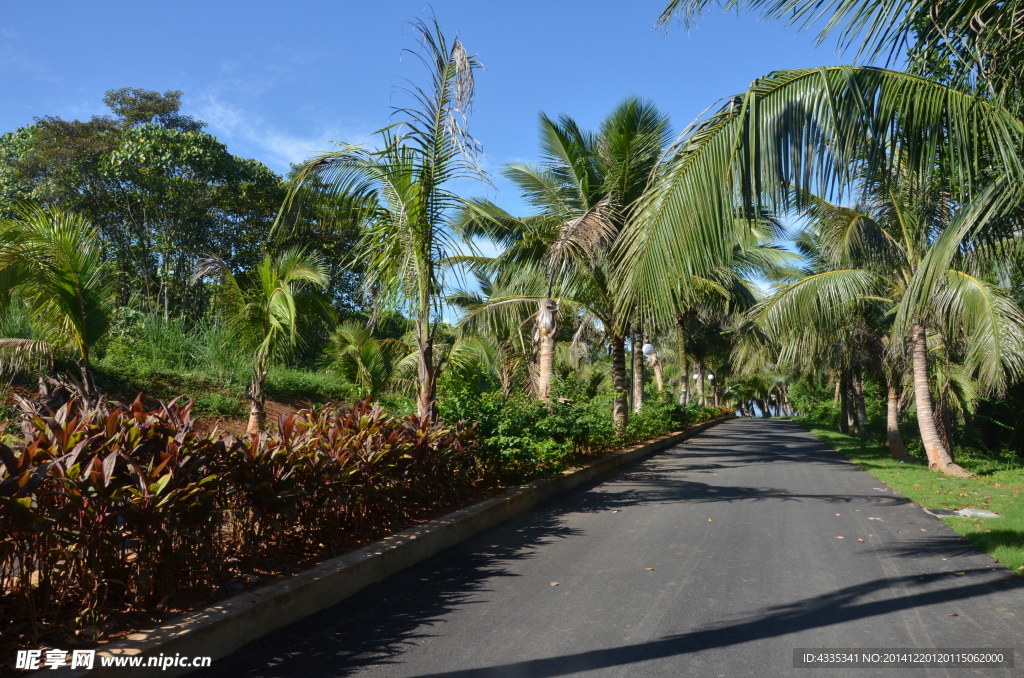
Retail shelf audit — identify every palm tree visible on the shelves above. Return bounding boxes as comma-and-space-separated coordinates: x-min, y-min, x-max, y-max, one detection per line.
465, 99, 672, 427
276, 19, 482, 423
660, 0, 1024, 100
193, 248, 329, 434
325, 320, 411, 398
754, 174, 1024, 475
0, 205, 113, 396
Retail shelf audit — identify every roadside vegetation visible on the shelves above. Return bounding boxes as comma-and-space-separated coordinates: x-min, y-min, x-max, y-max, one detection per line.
3, 0, 1024, 656
802, 424, 1024, 575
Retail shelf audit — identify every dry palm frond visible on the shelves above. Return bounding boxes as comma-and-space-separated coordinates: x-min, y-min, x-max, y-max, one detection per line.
545, 198, 617, 278
0, 338, 55, 375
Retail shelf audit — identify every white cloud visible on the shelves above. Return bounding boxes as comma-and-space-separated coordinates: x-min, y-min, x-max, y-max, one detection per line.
196, 94, 372, 173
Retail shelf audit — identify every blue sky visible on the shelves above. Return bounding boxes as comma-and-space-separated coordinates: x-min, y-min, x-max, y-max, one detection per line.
0, 1, 875, 218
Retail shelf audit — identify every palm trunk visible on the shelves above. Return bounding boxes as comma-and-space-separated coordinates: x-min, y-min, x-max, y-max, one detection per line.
885, 378, 910, 461
695, 361, 705, 407
631, 330, 644, 413
679, 358, 690, 405
758, 397, 770, 418
910, 323, 971, 477
246, 366, 267, 436
416, 314, 437, 423
534, 298, 557, 401
611, 334, 628, 431
851, 369, 868, 434
651, 352, 664, 392
77, 345, 96, 400
838, 369, 851, 434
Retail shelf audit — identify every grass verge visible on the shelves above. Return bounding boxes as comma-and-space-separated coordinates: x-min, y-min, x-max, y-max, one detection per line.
803, 427, 1024, 576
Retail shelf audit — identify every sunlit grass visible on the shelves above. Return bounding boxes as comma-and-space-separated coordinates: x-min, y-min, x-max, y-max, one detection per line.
806, 427, 1024, 576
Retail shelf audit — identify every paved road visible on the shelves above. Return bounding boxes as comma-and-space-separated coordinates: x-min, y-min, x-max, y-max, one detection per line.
208, 419, 1024, 677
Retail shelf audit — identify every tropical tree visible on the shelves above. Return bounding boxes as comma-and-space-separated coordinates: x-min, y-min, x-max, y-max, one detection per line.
660, 0, 1024, 100
0, 205, 113, 395
0, 88, 284, 317
193, 249, 329, 434
325, 320, 412, 398
464, 98, 672, 427
754, 172, 1024, 475
277, 19, 482, 422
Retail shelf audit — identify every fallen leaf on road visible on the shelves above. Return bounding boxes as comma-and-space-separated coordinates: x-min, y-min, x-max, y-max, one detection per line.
611, 510, 619, 513
949, 613, 959, 617
835, 513, 842, 517
857, 538, 864, 542
920, 528, 928, 532
836, 536, 845, 539
953, 572, 966, 576
644, 568, 656, 571
550, 582, 559, 586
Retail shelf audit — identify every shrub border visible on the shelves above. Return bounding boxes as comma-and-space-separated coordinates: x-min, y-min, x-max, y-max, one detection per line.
61, 414, 734, 677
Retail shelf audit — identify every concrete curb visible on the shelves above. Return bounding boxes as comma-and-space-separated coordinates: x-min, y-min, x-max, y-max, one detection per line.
68, 414, 734, 677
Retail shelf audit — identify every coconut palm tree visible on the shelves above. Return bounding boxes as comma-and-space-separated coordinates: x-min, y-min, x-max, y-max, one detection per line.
276, 19, 482, 423
0, 205, 113, 396
462, 99, 672, 427
754, 172, 1024, 474
660, 0, 1024, 100
193, 248, 329, 434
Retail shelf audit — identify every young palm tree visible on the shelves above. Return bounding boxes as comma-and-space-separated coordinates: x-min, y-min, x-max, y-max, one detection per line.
193, 248, 329, 434
0, 205, 113, 396
276, 19, 482, 423
325, 321, 411, 398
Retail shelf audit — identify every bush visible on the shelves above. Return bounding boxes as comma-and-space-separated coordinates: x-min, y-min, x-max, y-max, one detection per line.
0, 396, 478, 641
439, 390, 570, 483
264, 366, 356, 403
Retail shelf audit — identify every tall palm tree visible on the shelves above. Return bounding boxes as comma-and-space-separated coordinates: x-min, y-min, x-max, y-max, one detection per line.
276, 19, 482, 423
465, 99, 672, 427
193, 248, 329, 434
0, 205, 113, 396
755, 174, 1024, 475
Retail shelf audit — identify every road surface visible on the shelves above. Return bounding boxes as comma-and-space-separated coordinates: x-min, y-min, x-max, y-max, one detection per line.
207, 419, 1023, 677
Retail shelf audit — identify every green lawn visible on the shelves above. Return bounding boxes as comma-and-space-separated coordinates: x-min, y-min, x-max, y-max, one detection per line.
804, 427, 1024, 576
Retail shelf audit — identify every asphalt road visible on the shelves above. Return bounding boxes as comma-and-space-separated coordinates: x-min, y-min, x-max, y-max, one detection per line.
207, 419, 1024, 678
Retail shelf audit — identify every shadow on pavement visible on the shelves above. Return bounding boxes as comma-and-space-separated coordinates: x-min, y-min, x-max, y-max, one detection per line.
205, 419, 1007, 678
410, 569, 1024, 678
205, 511, 583, 677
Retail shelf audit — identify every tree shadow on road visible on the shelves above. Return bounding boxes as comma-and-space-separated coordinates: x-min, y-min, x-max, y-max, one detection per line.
409, 568, 1024, 678
203, 511, 584, 677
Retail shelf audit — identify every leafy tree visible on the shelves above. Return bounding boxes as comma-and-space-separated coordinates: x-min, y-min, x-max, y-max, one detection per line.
0, 89, 286, 319
465, 99, 672, 427
754, 174, 1024, 475
325, 321, 411, 397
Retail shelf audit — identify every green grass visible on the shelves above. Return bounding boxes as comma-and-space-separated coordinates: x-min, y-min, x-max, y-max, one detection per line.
804, 427, 1024, 576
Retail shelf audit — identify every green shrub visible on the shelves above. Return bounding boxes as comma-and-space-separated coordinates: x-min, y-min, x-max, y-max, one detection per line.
265, 366, 356, 403
193, 391, 246, 417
